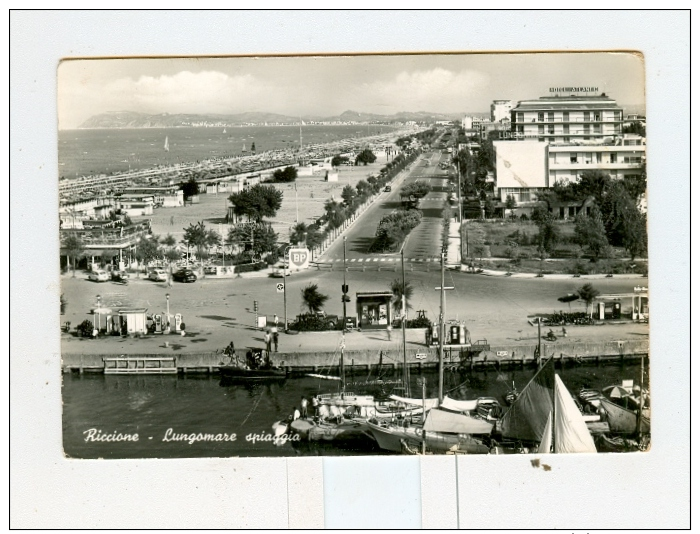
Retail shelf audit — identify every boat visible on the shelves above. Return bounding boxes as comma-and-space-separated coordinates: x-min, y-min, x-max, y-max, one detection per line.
367, 408, 493, 454
497, 358, 597, 454
217, 348, 287, 382
164, 136, 169, 152
218, 365, 287, 381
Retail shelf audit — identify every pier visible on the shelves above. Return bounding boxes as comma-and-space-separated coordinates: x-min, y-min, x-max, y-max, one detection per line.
62, 338, 649, 375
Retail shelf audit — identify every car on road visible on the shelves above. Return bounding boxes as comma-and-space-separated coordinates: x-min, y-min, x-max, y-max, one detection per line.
172, 268, 197, 283
384, 185, 392, 192
148, 269, 168, 282
88, 270, 109, 282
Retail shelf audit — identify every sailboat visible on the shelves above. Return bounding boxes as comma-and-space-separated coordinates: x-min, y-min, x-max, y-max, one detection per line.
164, 136, 169, 152
223, 128, 227, 134
497, 358, 598, 454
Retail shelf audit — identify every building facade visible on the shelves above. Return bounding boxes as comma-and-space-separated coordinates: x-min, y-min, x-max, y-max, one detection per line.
510, 94, 623, 143
490, 99, 514, 123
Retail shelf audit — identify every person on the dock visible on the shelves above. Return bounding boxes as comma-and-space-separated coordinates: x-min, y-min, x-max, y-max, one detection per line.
300, 397, 308, 419
264, 330, 272, 353
271, 326, 279, 352
273, 314, 279, 327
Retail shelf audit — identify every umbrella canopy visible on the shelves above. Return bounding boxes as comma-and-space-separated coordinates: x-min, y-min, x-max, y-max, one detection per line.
603, 385, 633, 400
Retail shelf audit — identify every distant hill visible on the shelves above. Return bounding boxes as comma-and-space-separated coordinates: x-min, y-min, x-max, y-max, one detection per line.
78, 109, 467, 129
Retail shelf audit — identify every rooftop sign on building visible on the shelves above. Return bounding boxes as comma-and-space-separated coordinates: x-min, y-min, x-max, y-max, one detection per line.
549, 87, 599, 94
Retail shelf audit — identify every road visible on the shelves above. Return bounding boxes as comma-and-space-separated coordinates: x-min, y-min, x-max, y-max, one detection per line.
61, 268, 648, 356
318, 150, 452, 265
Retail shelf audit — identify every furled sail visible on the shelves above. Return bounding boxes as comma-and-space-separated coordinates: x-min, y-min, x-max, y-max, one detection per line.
500, 358, 555, 442
423, 408, 494, 435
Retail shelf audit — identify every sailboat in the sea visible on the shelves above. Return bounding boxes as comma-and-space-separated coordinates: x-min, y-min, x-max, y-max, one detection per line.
164, 136, 169, 152
242, 142, 247, 153
223, 128, 227, 134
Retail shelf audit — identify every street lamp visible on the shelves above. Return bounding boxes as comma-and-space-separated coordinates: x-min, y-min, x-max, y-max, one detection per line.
342, 237, 347, 331
166, 293, 170, 333
283, 245, 292, 332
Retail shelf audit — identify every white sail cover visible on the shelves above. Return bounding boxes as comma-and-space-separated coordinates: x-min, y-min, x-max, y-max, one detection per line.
389, 395, 440, 409
537, 412, 553, 454
423, 408, 494, 435
553, 374, 597, 453
441, 396, 478, 412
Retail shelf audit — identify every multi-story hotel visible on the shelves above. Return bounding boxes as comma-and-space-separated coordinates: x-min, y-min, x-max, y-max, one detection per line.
510, 93, 623, 143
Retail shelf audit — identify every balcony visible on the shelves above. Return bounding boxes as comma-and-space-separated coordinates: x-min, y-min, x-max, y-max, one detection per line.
548, 161, 644, 170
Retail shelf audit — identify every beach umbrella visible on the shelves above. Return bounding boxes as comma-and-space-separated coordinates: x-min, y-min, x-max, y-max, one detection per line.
558, 293, 579, 312
603, 385, 633, 400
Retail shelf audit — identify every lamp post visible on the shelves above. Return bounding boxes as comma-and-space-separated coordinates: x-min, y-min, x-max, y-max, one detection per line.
342, 236, 347, 331
283, 245, 291, 332
166, 293, 170, 333
96, 294, 101, 333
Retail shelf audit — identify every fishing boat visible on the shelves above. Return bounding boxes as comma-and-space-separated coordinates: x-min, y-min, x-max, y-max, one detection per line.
217, 348, 287, 382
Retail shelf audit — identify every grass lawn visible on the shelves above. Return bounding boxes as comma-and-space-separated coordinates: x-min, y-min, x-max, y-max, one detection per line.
460, 220, 648, 275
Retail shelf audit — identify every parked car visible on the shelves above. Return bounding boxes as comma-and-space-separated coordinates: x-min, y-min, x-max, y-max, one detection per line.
384, 185, 392, 192
111, 270, 130, 284
148, 269, 168, 282
173, 269, 197, 283
88, 270, 109, 282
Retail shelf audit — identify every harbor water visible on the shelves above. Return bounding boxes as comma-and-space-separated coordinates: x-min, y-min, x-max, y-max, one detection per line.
62, 361, 647, 458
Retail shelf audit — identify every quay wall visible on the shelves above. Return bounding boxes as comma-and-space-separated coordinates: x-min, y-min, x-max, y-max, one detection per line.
61, 339, 649, 373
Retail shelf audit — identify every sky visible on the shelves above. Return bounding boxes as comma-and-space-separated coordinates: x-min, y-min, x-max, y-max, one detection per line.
57, 52, 646, 129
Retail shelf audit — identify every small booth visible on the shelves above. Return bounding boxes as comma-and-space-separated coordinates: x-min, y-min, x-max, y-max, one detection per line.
356, 291, 393, 330
117, 308, 148, 335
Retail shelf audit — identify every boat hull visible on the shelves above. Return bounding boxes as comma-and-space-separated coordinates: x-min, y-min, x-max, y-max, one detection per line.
366, 421, 490, 454
218, 366, 287, 381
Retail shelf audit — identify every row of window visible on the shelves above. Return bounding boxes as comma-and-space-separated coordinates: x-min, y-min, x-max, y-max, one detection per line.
514, 111, 622, 123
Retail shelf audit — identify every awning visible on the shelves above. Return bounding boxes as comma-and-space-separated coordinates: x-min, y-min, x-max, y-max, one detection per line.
423, 408, 494, 435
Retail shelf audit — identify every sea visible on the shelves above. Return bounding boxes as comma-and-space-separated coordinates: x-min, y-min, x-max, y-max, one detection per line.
58, 125, 400, 180
62, 361, 646, 458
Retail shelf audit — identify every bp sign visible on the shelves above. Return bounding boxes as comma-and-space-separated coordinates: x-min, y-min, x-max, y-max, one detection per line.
288, 248, 310, 270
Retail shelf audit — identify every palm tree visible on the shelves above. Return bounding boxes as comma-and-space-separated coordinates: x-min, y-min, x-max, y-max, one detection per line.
577, 283, 600, 316
390, 279, 414, 317
301, 283, 329, 315
289, 222, 308, 246
63, 234, 84, 278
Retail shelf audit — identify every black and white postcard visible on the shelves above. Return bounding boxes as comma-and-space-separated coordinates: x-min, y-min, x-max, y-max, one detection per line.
58, 52, 651, 459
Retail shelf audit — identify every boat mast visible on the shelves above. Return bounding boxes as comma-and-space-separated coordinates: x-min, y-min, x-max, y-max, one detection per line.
438, 251, 445, 403
401, 248, 409, 397
340, 334, 345, 399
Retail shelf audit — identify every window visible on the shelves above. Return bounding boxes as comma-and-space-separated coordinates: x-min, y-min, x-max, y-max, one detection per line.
583, 112, 590, 121
563, 111, 569, 122
563, 124, 569, 134
594, 112, 601, 121
596, 153, 602, 163
547, 112, 554, 122
593, 125, 602, 134
516, 112, 524, 122
563, 137, 570, 143
548, 125, 555, 134
610, 153, 617, 163
583, 124, 590, 134
538, 112, 544, 122
538, 125, 544, 134
570, 154, 578, 164
538, 137, 544, 143
584, 153, 593, 164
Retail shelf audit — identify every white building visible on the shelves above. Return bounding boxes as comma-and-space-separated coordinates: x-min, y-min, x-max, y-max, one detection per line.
493, 134, 645, 205
491, 100, 514, 123
511, 93, 623, 143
